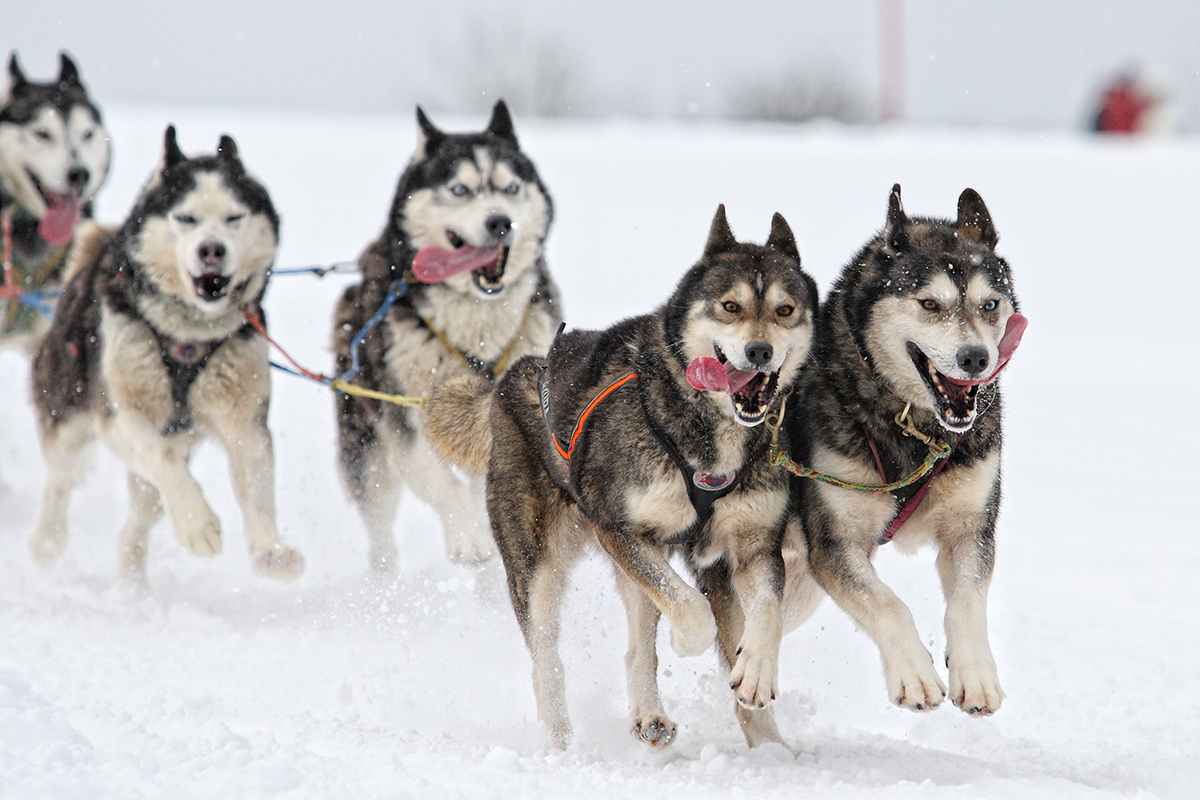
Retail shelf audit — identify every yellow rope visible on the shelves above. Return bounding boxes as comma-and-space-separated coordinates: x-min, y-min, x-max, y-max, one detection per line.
328, 378, 429, 409
419, 300, 535, 379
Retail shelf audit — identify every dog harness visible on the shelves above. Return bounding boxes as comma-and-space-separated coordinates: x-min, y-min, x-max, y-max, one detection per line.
538, 363, 765, 536
149, 321, 255, 437
1, 205, 69, 335
865, 430, 958, 543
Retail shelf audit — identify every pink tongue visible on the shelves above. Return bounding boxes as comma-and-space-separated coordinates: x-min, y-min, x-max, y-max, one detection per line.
686, 356, 758, 394
411, 244, 501, 284
947, 313, 1029, 388
38, 193, 82, 247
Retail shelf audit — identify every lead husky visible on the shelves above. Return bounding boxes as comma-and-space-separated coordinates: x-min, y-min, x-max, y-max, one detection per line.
784, 185, 1025, 716
333, 100, 559, 571
28, 126, 304, 582
428, 207, 818, 749
0, 52, 110, 348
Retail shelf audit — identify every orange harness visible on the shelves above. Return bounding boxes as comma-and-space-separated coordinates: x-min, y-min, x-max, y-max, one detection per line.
538, 368, 638, 462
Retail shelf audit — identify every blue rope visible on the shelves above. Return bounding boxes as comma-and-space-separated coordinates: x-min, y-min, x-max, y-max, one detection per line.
18, 289, 60, 317
272, 261, 358, 278
339, 280, 406, 382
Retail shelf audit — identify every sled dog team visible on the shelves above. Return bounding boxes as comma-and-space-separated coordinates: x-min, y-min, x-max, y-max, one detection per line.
3, 53, 1026, 750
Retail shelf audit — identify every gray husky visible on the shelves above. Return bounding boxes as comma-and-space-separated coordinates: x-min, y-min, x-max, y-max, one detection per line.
28, 126, 304, 582
0, 52, 110, 348
427, 207, 818, 749
333, 100, 560, 571
784, 185, 1025, 716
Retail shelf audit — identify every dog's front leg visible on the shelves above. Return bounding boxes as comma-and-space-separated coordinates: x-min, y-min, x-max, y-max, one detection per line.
726, 551, 784, 712
594, 527, 717, 658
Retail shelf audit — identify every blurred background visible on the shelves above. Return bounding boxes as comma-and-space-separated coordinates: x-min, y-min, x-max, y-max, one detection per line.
5, 0, 1199, 133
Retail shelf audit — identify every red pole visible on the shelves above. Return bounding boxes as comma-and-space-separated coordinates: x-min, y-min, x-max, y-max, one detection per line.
877, 0, 906, 122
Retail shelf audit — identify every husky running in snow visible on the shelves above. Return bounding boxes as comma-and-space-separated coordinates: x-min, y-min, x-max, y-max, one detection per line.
427, 207, 818, 749
0, 52, 110, 350
29, 126, 304, 582
783, 185, 1026, 717
333, 100, 560, 571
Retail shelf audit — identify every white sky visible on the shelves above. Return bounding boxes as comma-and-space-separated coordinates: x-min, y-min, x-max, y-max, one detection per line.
5, 0, 1199, 129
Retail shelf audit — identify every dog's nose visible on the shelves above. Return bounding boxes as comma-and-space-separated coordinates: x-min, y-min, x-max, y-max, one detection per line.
67, 166, 89, 191
956, 345, 990, 377
198, 241, 227, 266
485, 214, 512, 240
745, 341, 773, 369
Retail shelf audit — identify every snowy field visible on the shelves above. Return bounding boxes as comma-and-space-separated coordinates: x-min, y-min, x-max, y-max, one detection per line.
1, 105, 1198, 799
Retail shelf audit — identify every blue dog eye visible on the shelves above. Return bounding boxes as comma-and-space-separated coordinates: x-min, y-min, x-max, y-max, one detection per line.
983, 299, 997, 311
175, 214, 197, 224
505, 182, 520, 195
450, 184, 470, 197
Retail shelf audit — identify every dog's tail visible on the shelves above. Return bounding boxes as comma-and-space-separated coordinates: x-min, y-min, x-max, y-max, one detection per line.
426, 373, 494, 475
62, 221, 115, 284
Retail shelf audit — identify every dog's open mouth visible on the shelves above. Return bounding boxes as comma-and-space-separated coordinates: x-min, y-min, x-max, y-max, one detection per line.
688, 345, 781, 426
27, 170, 82, 247
411, 230, 508, 295
907, 342, 981, 432
193, 272, 232, 302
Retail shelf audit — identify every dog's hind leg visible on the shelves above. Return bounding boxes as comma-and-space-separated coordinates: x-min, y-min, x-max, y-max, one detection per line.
404, 429, 494, 564
614, 568, 677, 748
118, 472, 162, 581
29, 414, 95, 565
339, 398, 405, 572
696, 561, 787, 749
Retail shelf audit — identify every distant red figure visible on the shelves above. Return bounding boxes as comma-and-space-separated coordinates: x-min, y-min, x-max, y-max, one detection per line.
1093, 76, 1150, 134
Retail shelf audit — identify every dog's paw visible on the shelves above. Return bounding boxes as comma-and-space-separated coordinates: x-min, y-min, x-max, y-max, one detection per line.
174, 508, 222, 556
631, 714, 677, 748
948, 654, 1003, 716
729, 644, 780, 709
28, 526, 67, 566
253, 545, 305, 582
883, 647, 947, 712
444, 526, 496, 565
669, 591, 717, 657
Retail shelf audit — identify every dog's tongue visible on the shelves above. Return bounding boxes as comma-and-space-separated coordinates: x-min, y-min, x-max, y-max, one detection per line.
947, 313, 1029, 388
38, 192, 82, 247
411, 244, 501, 284
686, 356, 758, 394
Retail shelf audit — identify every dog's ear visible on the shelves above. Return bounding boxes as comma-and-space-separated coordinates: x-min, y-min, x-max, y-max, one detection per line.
704, 205, 738, 258
142, 125, 186, 193
884, 183, 909, 252
216, 134, 240, 164
414, 106, 444, 163
57, 53, 82, 88
956, 188, 998, 248
5, 53, 28, 103
765, 212, 800, 262
486, 100, 518, 144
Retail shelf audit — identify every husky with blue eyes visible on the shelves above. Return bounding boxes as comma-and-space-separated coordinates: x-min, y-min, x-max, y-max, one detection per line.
0, 52, 111, 349
28, 126, 304, 583
332, 100, 560, 572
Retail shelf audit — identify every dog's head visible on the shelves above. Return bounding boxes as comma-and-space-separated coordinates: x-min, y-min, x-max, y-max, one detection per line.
393, 100, 552, 299
0, 52, 110, 245
127, 126, 279, 316
858, 184, 1024, 433
667, 206, 819, 427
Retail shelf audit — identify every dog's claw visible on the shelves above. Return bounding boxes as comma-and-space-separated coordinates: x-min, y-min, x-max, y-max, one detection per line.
253, 545, 305, 581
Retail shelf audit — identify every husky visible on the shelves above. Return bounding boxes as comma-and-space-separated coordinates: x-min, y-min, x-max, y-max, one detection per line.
27, 126, 304, 582
333, 100, 559, 571
783, 185, 1026, 716
0, 52, 110, 349
427, 207, 818, 749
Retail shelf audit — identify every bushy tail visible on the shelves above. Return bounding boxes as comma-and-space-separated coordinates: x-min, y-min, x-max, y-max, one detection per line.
426, 374, 494, 475
62, 221, 115, 284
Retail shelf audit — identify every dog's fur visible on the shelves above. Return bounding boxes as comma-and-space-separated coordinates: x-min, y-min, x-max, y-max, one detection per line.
28, 126, 304, 582
333, 100, 560, 571
783, 185, 1019, 715
428, 207, 818, 749
0, 52, 110, 349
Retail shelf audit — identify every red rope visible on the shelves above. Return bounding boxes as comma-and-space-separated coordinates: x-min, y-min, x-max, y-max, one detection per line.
240, 307, 330, 384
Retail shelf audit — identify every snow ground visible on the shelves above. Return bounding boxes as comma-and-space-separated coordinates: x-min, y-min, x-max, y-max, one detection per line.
1, 105, 1197, 799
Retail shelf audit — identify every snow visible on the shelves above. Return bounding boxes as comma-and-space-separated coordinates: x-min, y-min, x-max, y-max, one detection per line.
2, 105, 1198, 799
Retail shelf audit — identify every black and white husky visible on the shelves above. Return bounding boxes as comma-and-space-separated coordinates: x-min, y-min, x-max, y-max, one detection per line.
427, 208, 818, 749
783, 185, 1026, 718
333, 100, 560, 571
28, 126, 304, 582
0, 52, 110, 348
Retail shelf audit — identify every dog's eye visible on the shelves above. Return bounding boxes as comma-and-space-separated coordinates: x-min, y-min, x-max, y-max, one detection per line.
35, 128, 52, 141
81, 129, 94, 142
449, 184, 471, 197
225, 213, 245, 224
920, 299, 939, 312
722, 300, 741, 314
982, 299, 998, 311
174, 214, 197, 225
776, 304, 794, 318
504, 182, 520, 195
